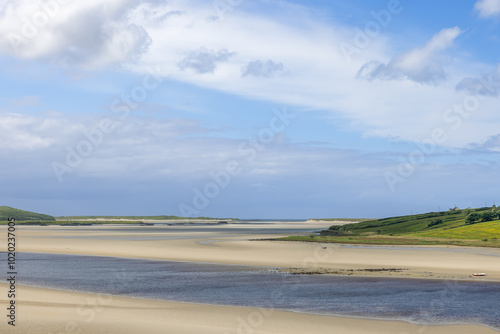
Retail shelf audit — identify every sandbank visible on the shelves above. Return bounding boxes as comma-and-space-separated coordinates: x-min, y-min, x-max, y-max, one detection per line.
0, 283, 498, 334
5, 222, 500, 282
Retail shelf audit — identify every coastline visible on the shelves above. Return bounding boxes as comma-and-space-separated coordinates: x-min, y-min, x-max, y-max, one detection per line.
1, 283, 498, 334
6, 223, 500, 282
2, 222, 500, 333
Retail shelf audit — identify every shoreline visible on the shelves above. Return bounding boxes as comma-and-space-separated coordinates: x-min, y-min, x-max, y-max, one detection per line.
2, 223, 500, 333
4, 223, 500, 282
1, 283, 498, 334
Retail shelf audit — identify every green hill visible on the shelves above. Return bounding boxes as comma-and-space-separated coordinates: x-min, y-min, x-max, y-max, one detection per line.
0, 206, 55, 221
279, 206, 500, 248
324, 206, 500, 239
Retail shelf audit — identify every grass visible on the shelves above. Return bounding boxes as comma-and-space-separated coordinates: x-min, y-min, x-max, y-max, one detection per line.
414, 220, 500, 239
326, 210, 469, 235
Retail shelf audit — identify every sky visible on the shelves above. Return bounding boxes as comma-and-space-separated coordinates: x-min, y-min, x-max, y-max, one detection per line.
1, 0, 500, 219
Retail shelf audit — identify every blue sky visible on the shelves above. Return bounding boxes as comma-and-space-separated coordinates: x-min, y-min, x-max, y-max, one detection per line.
1, 0, 500, 219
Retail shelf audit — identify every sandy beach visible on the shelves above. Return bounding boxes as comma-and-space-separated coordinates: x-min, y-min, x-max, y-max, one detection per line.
0, 283, 498, 334
2, 221, 500, 333
8, 222, 500, 281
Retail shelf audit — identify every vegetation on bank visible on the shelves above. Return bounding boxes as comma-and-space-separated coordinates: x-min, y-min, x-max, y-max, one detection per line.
0, 206, 55, 221
281, 206, 500, 248
308, 218, 373, 222
0, 220, 143, 226
56, 215, 221, 220
0, 206, 238, 225
279, 235, 500, 248
0, 221, 143, 226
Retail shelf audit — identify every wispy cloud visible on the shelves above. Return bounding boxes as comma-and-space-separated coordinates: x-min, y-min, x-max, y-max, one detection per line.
455, 66, 500, 97
0, 110, 391, 183
2, 108, 499, 217
357, 27, 462, 85
0, 1, 499, 151
0, 113, 80, 150
475, 0, 500, 18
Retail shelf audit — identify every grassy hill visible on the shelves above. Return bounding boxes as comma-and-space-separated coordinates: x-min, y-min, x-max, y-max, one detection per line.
0, 206, 55, 221
279, 206, 500, 248
325, 207, 500, 239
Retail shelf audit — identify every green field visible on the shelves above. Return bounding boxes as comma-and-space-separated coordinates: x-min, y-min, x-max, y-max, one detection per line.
414, 220, 500, 239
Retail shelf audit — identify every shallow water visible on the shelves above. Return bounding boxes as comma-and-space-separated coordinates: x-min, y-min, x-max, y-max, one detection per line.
2, 252, 499, 330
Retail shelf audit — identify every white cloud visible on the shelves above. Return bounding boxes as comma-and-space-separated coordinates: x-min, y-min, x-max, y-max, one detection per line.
475, 0, 500, 18
0, 0, 151, 67
0, 113, 80, 150
1, 1, 499, 150
455, 66, 500, 97
126, 4, 495, 148
178, 48, 236, 74
1, 108, 499, 218
241, 60, 287, 78
357, 27, 462, 84
0, 111, 390, 184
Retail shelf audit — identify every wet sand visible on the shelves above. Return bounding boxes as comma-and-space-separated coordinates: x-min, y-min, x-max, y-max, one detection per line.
8, 222, 500, 282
